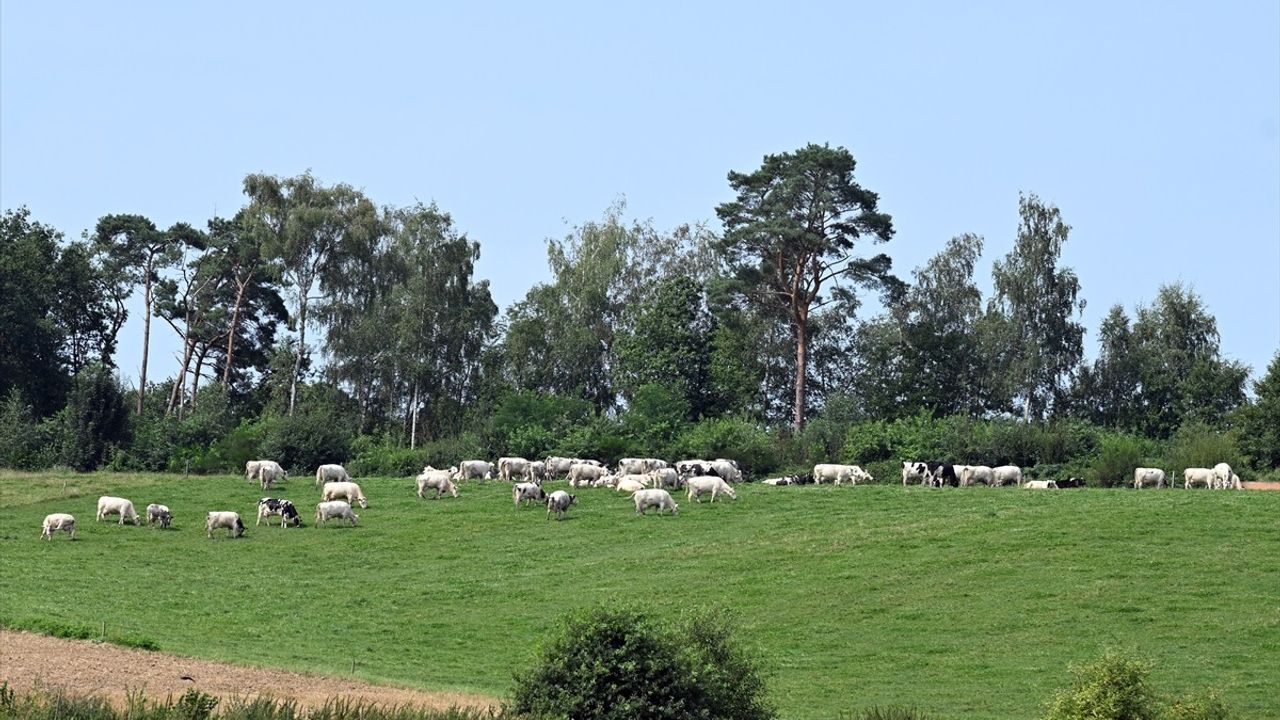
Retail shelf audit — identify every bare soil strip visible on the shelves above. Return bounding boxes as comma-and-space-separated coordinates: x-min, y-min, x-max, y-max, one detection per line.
0, 629, 497, 710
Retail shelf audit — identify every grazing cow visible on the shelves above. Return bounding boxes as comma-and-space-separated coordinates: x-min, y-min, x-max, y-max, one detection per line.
1023, 480, 1059, 489
1212, 463, 1234, 490
926, 462, 959, 487
417, 467, 459, 499
498, 457, 532, 482
1228, 472, 1243, 490
545, 490, 577, 520
901, 461, 931, 486
513, 482, 547, 507
618, 458, 668, 475
648, 467, 682, 490
686, 475, 737, 503
568, 462, 608, 488
321, 481, 368, 508
256, 461, 287, 490
633, 488, 679, 516
960, 465, 994, 487
41, 513, 75, 540
315, 500, 358, 526
708, 459, 743, 483
992, 465, 1022, 487
205, 511, 245, 538
315, 464, 351, 486
1056, 477, 1086, 489
257, 498, 302, 527
453, 460, 494, 482
1183, 467, 1215, 489
96, 496, 140, 525
1134, 467, 1166, 489
145, 503, 173, 528
813, 464, 872, 485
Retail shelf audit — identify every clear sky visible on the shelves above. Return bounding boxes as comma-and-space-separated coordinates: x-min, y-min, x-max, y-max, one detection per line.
3, 1, 1278, 388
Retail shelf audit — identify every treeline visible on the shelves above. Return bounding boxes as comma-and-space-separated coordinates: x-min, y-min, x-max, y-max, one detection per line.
1, 144, 1277, 480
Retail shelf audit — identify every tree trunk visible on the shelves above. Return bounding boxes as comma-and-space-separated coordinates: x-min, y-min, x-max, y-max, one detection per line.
223, 276, 249, 385
290, 295, 307, 417
138, 264, 153, 414
410, 380, 419, 449
793, 319, 808, 430
191, 343, 209, 407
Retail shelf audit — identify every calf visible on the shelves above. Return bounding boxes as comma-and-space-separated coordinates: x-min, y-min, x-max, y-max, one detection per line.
315, 500, 359, 526
41, 513, 75, 540
145, 503, 173, 528
257, 498, 302, 527
1023, 480, 1059, 489
634, 488, 679, 516
545, 490, 577, 520
206, 511, 246, 538
1056, 477, 1086, 489
926, 462, 959, 487
901, 461, 931, 486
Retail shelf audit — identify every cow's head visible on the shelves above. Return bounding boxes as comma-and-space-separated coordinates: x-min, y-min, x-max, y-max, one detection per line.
357, 496, 368, 509
233, 517, 246, 537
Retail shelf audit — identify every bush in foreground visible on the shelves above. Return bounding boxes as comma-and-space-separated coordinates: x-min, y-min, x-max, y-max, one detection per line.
1042, 650, 1231, 720
509, 604, 774, 720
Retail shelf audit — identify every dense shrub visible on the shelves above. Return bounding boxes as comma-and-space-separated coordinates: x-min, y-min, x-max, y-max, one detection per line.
675, 417, 777, 479
841, 708, 937, 720
1164, 422, 1243, 477
1091, 433, 1150, 488
47, 364, 130, 471
349, 433, 488, 477
257, 412, 354, 475
0, 389, 56, 469
1163, 691, 1230, 720
1043, 650, 1159, 720
509, 604, 774, 720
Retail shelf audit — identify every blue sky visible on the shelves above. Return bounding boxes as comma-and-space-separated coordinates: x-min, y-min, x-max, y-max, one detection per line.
3, 1, 1278, 387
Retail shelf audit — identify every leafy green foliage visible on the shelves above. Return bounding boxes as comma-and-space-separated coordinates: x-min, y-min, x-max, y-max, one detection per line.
1163, 422, 1241, 478
1163, 691, 1231, 720
46, 364, 129, 471
1235, 351, 1280, 471
510, 604, 774, 720
1091, 433, 1150, 488
1043, 650, 1158, 720
676, 417, 776, 478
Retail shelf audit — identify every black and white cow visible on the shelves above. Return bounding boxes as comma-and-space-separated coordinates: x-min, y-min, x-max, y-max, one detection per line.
257, 497, 302, 527
926, 461, 958, 487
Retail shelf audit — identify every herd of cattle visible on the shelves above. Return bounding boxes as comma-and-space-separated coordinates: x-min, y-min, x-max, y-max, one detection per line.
36, 454, 1246, 540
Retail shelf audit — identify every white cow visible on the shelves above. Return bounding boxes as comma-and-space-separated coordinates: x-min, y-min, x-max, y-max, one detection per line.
1212, 463, 1234, 490
568, 462, 608, 488
417, 468, 459, 499
245, 460, 265, 482
145, 503, 172, 528
1183, 467, 1215, 489
901, 461, 931, 486
618, 458, 668, 475
633, 488, 679, 516
1023, 480, 1059, 489
205, 511, 245, 538
513, 482, 547, 507
648, 467, 682, 490
96, 496, 140, 525
813, 464, 872, 485
960, 465, 993, 487
322, 481, 368, 508
41, 513, 75, 540
256, 461, 287, 490
453, 460, 494, 482
498, 457, 532, 482
992, 465, 1023, 487
545, 490, 577, 520
1133, 467, 1166, 489
315, 500, 359, 526
708, 459, 743, 483
315, 464, 351, 486
615, 477, 649, 493
686, 475, 737, 503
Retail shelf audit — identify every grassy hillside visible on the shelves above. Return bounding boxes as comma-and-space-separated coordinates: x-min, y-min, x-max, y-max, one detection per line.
1, 470, 1276, 719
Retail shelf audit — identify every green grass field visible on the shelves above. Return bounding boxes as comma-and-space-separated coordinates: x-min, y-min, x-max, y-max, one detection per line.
1, 470, 1276, 719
